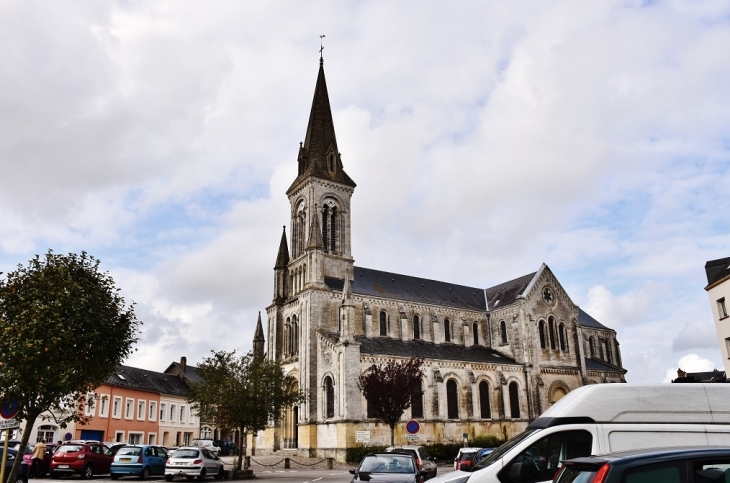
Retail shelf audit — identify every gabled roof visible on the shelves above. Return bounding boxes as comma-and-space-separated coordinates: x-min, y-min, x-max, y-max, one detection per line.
705, 256, 730, 290
353, 335, 518, 365
485, 272, 536, 310
325, 266, 486, 311
164, 361, 203, 385
105, 365, 190, 397
578, 308, 611, 330
584, 358, 625, 373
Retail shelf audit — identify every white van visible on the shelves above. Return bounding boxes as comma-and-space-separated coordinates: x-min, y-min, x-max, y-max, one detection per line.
431, 384, 730, 483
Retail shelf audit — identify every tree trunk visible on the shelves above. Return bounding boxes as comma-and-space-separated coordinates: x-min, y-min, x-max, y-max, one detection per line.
236, 429, 245, 471
389, 423, 395, 446
8, 409, 40, 483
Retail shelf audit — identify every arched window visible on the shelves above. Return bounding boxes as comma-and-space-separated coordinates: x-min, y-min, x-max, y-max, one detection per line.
559, 324, 567, 352
413, 315, 420, 340
293, 316, 299, 356
614, 340, 622, 366
324, 376, 334, 419
508, 382, 520, 419
539, 321, 546, 349
588, 337, 595, 358
284, 317, 291, 357
321, 200, 337, 254
478, 381, 491, 419
379, 311, 387, 336
410, 381, 423, 418
446, 380, 459, 419
500, 321, 507, 344
548, 316, 556, 350
444, 319, 451, 342
473, 323, 479, 345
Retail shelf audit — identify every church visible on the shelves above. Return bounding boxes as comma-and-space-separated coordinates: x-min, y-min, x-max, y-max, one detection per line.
252, 57, 626, 460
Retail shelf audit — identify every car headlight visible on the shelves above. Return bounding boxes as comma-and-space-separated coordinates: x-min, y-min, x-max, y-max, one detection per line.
446, 475, 471, 483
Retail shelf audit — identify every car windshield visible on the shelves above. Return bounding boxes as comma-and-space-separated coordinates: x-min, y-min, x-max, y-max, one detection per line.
359, 455, 416, 473
172, 449, 200, 459
470, 430, 539, 472
24, 447, 33, 454
554, 466, 598, 483
57, 445, 84, 453
117, 447, 142, 456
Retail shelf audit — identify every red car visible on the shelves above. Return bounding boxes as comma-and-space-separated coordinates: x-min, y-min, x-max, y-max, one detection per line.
49, 442, 113, 479
22, 443, 57, 477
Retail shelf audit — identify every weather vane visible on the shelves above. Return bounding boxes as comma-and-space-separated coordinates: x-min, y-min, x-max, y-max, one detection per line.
320, 34, 325, 61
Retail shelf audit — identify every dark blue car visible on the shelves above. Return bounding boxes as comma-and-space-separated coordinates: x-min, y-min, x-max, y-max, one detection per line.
2, 448, 29, 483
110, 445, 168, 480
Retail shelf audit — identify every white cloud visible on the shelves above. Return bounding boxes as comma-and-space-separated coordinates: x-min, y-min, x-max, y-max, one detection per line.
662, 354, 720, 383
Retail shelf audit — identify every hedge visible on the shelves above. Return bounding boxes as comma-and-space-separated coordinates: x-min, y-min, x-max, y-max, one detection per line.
345, 435, 505, 464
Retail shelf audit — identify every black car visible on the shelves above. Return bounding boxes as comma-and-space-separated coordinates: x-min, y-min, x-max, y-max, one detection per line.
350, 453, 425, 483
3, 448, 29, 483
552, 446, 730, 483
213, 440, 238, 456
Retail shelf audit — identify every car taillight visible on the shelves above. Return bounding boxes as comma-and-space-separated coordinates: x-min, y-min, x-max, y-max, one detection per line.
193, 459, 202, 465
77, 454, 86, 459
417, 459, 422, 468
138, 455, 144, 463
166, 458, 171, 464
590, 463, 610, 483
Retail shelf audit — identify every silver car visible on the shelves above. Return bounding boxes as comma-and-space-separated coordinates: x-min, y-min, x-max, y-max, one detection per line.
385, 446, 438, 480
164, 447, 224, 481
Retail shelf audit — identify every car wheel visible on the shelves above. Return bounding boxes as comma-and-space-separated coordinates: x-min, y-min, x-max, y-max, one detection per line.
51, 473, 61, 479
197, 469, 206, 482
82, 465, 93, 480
215, 468, 224, 480
111, 475, 120, 480
140, 467, 150, 480
165, 476, 173, 482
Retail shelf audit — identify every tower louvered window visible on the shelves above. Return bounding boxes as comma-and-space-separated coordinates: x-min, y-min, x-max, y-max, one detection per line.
321, 201, 338, 254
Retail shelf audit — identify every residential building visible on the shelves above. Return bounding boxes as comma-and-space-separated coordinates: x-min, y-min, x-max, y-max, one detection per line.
705, 256, 730, 374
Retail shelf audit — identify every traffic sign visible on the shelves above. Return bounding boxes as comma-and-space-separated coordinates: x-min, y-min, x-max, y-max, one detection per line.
0, 399, 19, 420
405, 419, 420, 434
0, 419, 19, 430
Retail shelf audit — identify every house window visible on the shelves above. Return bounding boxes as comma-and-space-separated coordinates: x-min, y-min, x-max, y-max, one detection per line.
479, 381, 491, 419
180, 406, 186, 423
539, 321, 546, 348
200, 427, 212, 439
379, 311, 387, 336
148, 434, 156, 445
170, 404, 176, 422
446, 379, 458, 419
138, 400, 146, 420
719, 298, 728, 319
85, 393, 96, 417
500, 321, 508, 344
444, 319, 451, 342
548, 316, 556, 350
99, 395, 109, 418
324, 376, 334, 419
36, 425, 57, 443
149, 401, 157, 422
112, 397, 122, 419
125, 398, 134, 420
413, 315, 420, 340
509, 382, 520, 419
410, 381, 423, 418
473, 323, 479, 345
128, 433, 142, 445
160, 403, 167, 422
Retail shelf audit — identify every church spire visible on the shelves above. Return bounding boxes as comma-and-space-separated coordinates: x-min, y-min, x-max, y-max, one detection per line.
287, 58, 356, 195
275, 226, 290, 269
253, 311, 265, 361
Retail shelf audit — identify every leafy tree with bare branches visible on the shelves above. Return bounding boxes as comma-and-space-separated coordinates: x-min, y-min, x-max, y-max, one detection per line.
357, 357, 424, 445
186, 350, 304, 471
0, 251, 140, 483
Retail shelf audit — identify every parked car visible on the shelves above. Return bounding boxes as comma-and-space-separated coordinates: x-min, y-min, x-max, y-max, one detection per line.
350, 453, 425, 483
385, 446, 437, 480
453, 448, 481, 471
213, 440, 238, 456
164, 447, 224, 481
189, 440, 220, 455
49, 441, 113, 479
110, 445, 168, 480
22, 443, 57, 477
105, 443, 128, 456
3, 448, 29, 483
553, 446, 730, 483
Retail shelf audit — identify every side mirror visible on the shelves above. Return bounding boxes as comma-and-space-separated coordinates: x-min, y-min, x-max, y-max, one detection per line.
349, 469, 356, 475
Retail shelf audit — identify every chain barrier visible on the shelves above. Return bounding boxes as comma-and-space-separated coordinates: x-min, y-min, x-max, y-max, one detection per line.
289, 458, 328, 467
247, 457, 330, 468
249, 457, 287, 467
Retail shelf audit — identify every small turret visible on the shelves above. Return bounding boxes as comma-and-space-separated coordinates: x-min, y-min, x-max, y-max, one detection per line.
274, 226, 289, 302
253, 312, 265, 362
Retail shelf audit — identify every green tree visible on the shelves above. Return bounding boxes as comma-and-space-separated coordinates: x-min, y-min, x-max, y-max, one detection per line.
186, 350, 304, 471
357, 357, 424, 446
0, 251, 140, 483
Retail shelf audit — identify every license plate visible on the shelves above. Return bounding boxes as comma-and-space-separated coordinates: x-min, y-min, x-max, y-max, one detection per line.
58, 465, 70, 469
120, 458, 132, 463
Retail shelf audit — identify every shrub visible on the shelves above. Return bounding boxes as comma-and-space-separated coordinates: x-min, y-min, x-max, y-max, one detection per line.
346, 445, 387, 464
472, 434, 505, 448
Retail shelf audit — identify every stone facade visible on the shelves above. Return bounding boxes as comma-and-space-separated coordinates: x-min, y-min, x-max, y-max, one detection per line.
251, 59, 626, 461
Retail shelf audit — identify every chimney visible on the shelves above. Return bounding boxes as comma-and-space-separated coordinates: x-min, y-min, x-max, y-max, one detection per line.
677, 368, 686, 379
180, 356, 187, 374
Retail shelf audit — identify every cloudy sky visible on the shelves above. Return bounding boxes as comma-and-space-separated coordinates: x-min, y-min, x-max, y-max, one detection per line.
1, 0, 729, 383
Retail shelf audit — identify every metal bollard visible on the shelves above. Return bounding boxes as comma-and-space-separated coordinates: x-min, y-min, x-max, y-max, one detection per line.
326, 458, 333, 469
284, 457, 290, 469
244, 456, 250, 469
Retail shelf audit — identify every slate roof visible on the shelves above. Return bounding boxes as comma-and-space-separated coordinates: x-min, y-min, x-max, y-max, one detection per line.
485, 272, 536, 310
674, 370, 727, 383
105, 365, 190, 397
577, 308, 610, 330
584, 358, 625, 373
353, 335, 518, 365
325, 266, 486, 311
705, 256, 730, 289
166, 362, 203, 384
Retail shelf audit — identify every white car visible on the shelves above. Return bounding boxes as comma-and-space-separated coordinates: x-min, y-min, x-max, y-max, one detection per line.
164, 447, 224, 481
190, 440, 221, 455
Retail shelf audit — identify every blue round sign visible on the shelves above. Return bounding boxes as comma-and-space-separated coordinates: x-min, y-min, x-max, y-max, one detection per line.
0, 398, 19, 419
406, 420, 420, 434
